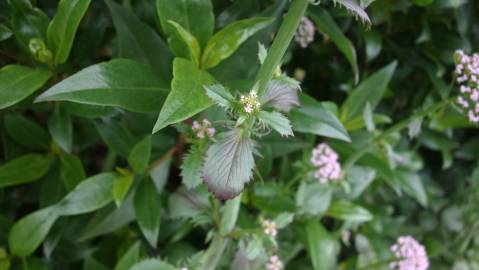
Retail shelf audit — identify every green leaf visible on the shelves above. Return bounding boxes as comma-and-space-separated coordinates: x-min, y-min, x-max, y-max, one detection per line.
204, 84, 235, 109
290, 94, 350, 142
113, 173, 134, 207
395, 170, 428, 207
149, 153, 173, 193
329, 0, 371, 25
96, 120, 137, 158
168, 186, 210, 219
0, 24, 12, 41
128, 136, 152, 174
4, 114, 51, 150
56, 172, 118, 216
156, 0, 214, 53
258, 111, 293, 137
341, 61, 397, 121
0, 154, 51, 188
153, 58, 215, 132
47, 0, 91, 65
273, 213, 294, 229
134, 178, 161, 248
9, 206, 59, 257
114, 241, 142, 270
0, 65, 51, 109
201, 17, 274, 69
36, 59, 169, 113
106, 0, 172, 81
203, 129, 255, 200
181, 145, 204, 189
309, 7, 359, 83
326, 199, 373, 222
130, 258, 176, 270
8, 0, 50, 50
296, 181, 333, 216
261, 79, 300, 113
48, 105, 73, 153
167, 20, 201, 66
301, 220, 338, 270
59, 153, 86, 191
345, 166, 376, 199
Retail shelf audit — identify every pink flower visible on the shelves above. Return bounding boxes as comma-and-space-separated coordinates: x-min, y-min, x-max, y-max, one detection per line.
454, 50, 479, 124
310, 143, 342, 183
262, 219, 278, 237
266, 255, 284, 270
389, 236, 429, 270
192, 118, 215, 139
295, 17, 315, 48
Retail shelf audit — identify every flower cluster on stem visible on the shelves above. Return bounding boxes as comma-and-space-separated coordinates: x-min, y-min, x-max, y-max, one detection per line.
192, 119, 215, 139
262, 219, 278, 237
310, 143, 342, 183
389, 236, 429, 270
266, 255, 284, 270
240, 90, 261, 113
295, 17, 315, 48
454, 50, 479, 123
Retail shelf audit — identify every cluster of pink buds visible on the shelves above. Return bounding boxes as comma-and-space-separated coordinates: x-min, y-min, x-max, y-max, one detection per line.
262, 219, 278, 237
192, 119, 215, 139
295, 17, 315, 48
310, 143, 342, 183
454, 50, 479, 123
389, 236, 429, 270
266, 255, 284, 270
240, 90, 261, 113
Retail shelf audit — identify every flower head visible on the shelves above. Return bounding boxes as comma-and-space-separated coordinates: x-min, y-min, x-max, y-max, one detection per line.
389, 236, 429, 270
266, 255, 284, 270
310, 143, 342, 183
192, 118, 215, 139
454, 50, 479, 123
262, 219, 278, 237
240, 89, 261, 114
295, 17, 315, 48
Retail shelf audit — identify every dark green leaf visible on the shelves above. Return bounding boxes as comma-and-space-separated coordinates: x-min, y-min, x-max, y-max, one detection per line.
134, 178, 161, 248
326, 199, 373, 222
47, 0, 91, 64
0, 24, 12, 41
96, 119, 137, 158
115, 241, 142, 270
181, 145, 204, 189
258, 110, 293, 137
301, 220, 338, 270
204, 84, 235, 109
59, 153, 86, 191
168, 186, 210, 219
112, 173, 134, 207
8, 0, 50, 50
395, 170, 428, 207
167, 20, 201, 66
149, 153, 173, 193
345, 166, 376, 199
128, 136, 152, 174
36, 59, 169, 113
296, 182, 333, 216
0, 154, 51, 188
48, 105, 73, 153
4, 114, 51, 150
130, 258, 176, 270
0, 65, 51, 109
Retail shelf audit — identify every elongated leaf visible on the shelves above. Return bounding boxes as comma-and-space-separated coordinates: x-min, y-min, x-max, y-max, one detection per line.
290, 94, 350, 142
36, 59, 169, 113
112, 173, 134, 207
4, 114, 51, 150
341, 61, 397, 121
59, 153, 86, 191
301, 220, 338, 270
204, 84, 235, 109
106, 0, 172, 81
47, 0, 91, 64
0, 24, 12, 41
258, 111, 293, 137
309, 7, 359, 83
181, 145, 204, 189
130, 258, 175, 270
153, 58, 215, 132
0, 65, 51, 109
115, 241, 142, 270
395, 170, 428, 207
128, 136, 152, 174
261, 79, 300, 112
8, 0, 50, 50
203, 129, 255, 200
96, 119, 137, 158
56, 172, 118, 216
48, 105, 73, 153
201, 17, 274, 69
167, 20, 201, 66
296, 182, 332, 216
0, 154, 51, 188
9, 206, 59, 257
326, 199, 373, 222
134, 178, 161, 248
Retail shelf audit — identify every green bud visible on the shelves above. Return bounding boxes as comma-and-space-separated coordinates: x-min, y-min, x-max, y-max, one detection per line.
28, 38, 53, 66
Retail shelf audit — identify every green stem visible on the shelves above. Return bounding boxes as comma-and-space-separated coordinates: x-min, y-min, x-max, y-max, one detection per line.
256, 0, 309, 96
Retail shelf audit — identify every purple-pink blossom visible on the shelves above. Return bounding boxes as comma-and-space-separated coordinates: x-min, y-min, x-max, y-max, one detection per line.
295, 17, 315, 48
262, 219, 278, 237
454, 50, 479, 123
310, 143, 342, 183
192, 119, 215, 139
389, 236, 429, 270
266, 255, 284, 270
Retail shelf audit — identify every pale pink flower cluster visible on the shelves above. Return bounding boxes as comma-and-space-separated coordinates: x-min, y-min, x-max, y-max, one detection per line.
240, 90, 260, 113
454, 50, 479, 123
192, 119, 215, 139
266, 255, 284, 270
310, 143, 342, 183
262, 219, 278, 237
389, 236, 429, 270
295, 17, 315, 48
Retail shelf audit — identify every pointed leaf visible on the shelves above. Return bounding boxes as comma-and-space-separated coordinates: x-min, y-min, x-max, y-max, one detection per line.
167, 20, 201, 66
0, 154, 51, 188
134, 178, 161, 248
204, 84, 235, 109
258, 111, 293, 137
96, 119, 137, 158
130, 258, 175, 270
114, 241, 142, 270
326, 199, 373, 222
59, 153, 86, 191
261, 79, 300, 112
181, 145, 204, 189
0, 23, 12, 41
4, 114, 51, 150
9, 0, 50, 50
296, 182, 332, 216
112, 173, 134, 207
128, 136, 152, 174
331, 0, 371, 25
48, 105, 73, 153
301, 220, 338, 270
395, 170, 428, 207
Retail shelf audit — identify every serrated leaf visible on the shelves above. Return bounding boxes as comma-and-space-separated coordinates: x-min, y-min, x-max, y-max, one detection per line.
167, 20, 201, 66
203, 130, 255, 200
258, 111, 293, 137
326, 199, 373, 222
330, 0, 371, 25
181, 146, 204, 189
168, 186, 210, 219
134, 178, 161, 248
204, 84, 235, 109
59, 153, 86, 191
0, 154, 52, 188
128, 136, 152, 174
261, 79, 300, 112
112, 173, 134, 207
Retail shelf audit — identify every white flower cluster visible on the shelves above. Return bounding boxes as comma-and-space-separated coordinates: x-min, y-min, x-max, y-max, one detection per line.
266, 255, 284, 270
262, 219, 278, 237
240, 90, 261, 113
454, 50, 479, 123
192, 118, 215, 139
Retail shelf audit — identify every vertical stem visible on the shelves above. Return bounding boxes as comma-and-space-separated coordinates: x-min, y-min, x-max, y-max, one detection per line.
256, 0, 309, 96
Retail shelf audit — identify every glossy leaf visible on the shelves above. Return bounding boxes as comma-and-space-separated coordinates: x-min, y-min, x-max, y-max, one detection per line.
181, 145, 204, 189
114, 241, 142, 270
167, 20, 201, 66
153, 58, 215, 132
258, 110, 293, 137
201, 17, 275, 69
0, 65, 51, 110
0, 154, 51, 188
302, 220, 338, 270
296, 181, 332, 216
134, 178, 161, 248
47, 0, 91, 65
4, 114, 51, 150
326, 199, 373, 222
8, 0, 50, 50
112, 173, 134, 207
96, 119, 137, 158
59, 153, 86, 191
48, 105, 73, 153
128, 136, 152, 174
36, 59, 169, 113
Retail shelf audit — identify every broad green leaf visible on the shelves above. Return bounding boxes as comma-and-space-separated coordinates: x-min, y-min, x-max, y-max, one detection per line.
0, 154, 51, 188
84, 256, 110, 270
301, 220, 338, 270
128, 136, 152, 174
326, 199, 373, 222
0, 24, 12, 41
0, 65, 51, 109
63, 102, 117, 119
309, 7, 359, 83
115, 241, 142, 270
156, 0, 214, 51
168, 186, 210, 219
203, 129, 255, 200
96, 119, 137, 158
345, 166, 376, 199
167, 20, 201, 66
153, 58, 215, 132
341, 61, 397, 121
134, 178, 161, 248
8, 0, 50, 50
395, 170, 428, 207
48, 105, 73, 153
181, 145, 204, 189
56, 172, 118, 216
59, 153, 86, 191
290, 94, 350, 142
130, 258, 176, 270
201, 17, 274, 69
112, 173, 134, 207
343, 113, 391, 131
106, 0, 172, 81
47, 0, 91, 65
4, 114, 51, 150
258, 111, 293, 137
273, 213, 294, 229
296, 181, 333, 216
149, 153, 173, 193
9, 206, 59, 257
36, 59, 169, 113
204, 84, 235, 109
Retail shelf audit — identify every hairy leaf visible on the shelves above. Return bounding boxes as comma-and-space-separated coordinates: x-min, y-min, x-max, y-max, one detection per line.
261, 79, 300, 112
181, 145, 204, 189
204, 84, 235, 109
258, 110, 293, 137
